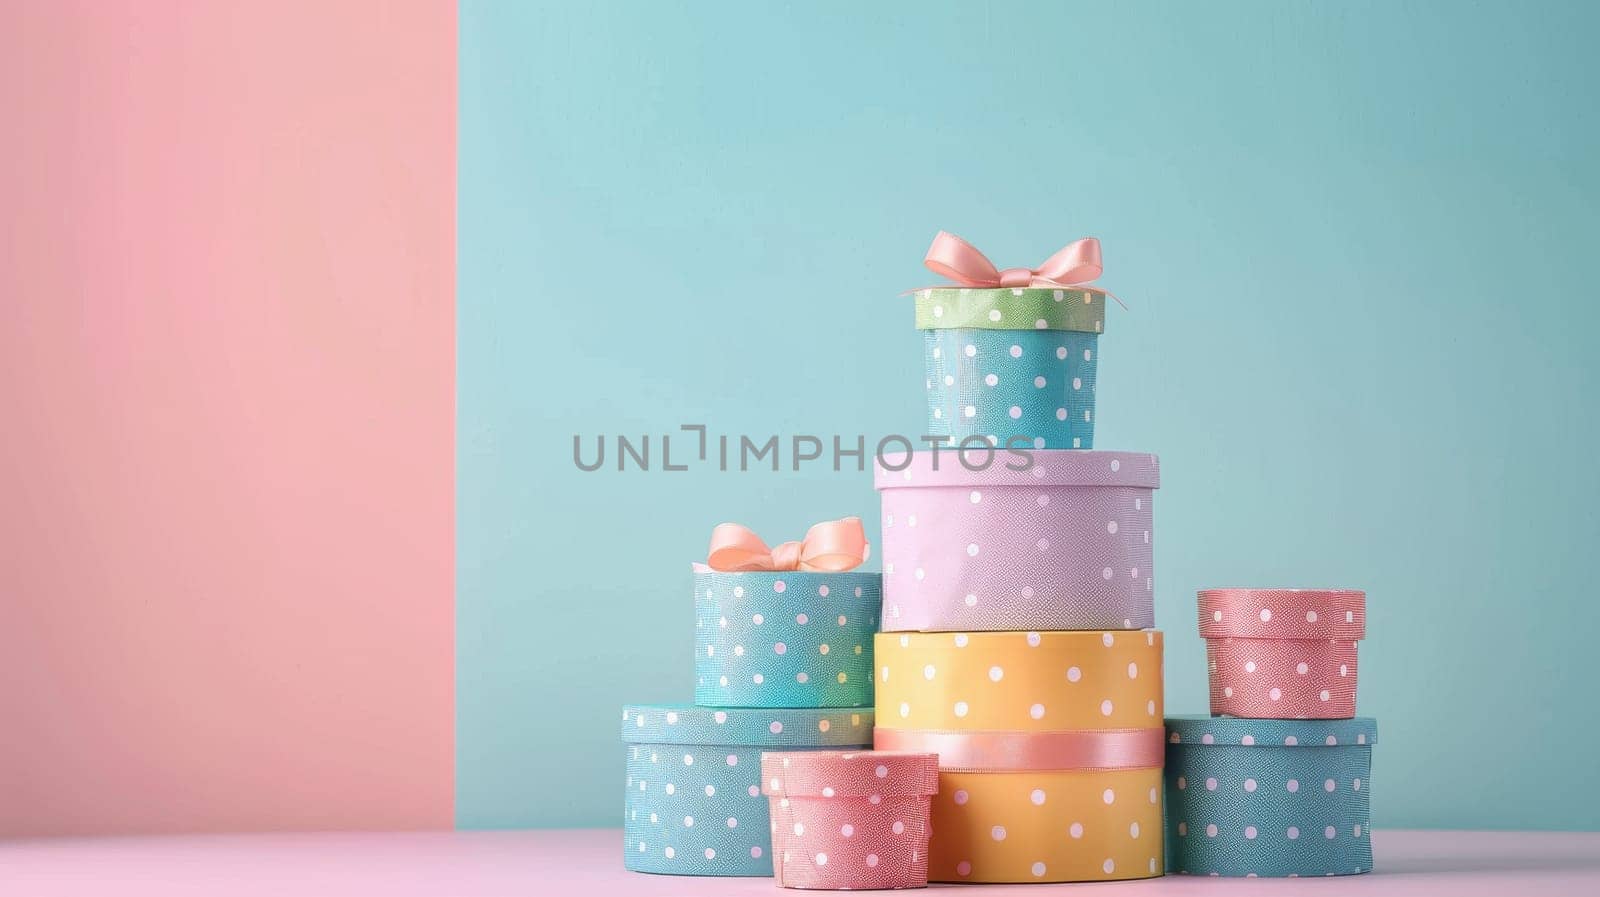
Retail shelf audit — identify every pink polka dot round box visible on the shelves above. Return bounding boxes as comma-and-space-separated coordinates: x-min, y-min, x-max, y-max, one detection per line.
695, 571, 881, 708
875, 449, 1158, 631
762, 750, 940, 890
1198, 589, 1366, 719
623, 705, 875, 877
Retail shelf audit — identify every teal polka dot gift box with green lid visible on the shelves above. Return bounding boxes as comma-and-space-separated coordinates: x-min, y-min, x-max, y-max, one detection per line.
1164, 715, 1377, 878
913, 231, 1116, 450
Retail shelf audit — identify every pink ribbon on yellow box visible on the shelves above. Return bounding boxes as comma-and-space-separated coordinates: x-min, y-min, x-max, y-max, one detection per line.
873, 727, 1166, 773
700, 517, 870, 573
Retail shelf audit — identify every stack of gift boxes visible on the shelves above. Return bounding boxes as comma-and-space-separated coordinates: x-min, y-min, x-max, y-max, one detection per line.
621, 519, 886, 878
870, 233, 1169, 883
618, 231, 1378, 887
1163, 588, 1377, 877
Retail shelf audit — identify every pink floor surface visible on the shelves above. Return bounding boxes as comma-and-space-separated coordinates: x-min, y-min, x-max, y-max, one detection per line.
3, 828, 1598, 896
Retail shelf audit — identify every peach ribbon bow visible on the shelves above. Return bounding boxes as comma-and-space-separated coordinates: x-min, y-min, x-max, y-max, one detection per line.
923, 230, 1126, 308
704, 517, 870, 572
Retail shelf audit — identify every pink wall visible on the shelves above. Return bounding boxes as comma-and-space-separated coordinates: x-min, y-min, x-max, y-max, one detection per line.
0, 2, 455, 835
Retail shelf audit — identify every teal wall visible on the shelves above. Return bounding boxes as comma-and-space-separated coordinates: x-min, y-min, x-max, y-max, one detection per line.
459, 1, 1600, 830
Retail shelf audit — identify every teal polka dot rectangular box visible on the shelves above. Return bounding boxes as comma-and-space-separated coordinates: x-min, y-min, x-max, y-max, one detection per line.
695, 570, 880, 708
1164, 716, 1377, 878
623, 704, 875, 876
916, 287, 1104, 450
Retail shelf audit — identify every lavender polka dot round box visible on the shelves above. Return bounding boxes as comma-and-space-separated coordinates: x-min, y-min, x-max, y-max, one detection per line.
1164, 715, 1377, 878
915, 287, 1104, 450
875, 449, 1157, 632
695, 571, 881, 708
623, 704, 875, 876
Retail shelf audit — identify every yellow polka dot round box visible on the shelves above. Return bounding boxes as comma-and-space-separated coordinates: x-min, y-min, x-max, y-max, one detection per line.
623, 705, 874, 876
876, 449, 1158, 632
873, 630, 1166, 883
695, 570, 881, 708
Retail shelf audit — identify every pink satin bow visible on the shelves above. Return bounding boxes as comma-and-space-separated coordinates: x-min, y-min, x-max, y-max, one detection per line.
922, 230, 1126, 308
703, 517, 870, 572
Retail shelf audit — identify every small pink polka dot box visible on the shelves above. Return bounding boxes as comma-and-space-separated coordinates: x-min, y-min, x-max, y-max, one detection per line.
623, 706, 875, 877
1198, 589, 1366, 719
762, 750, 940, 890
875, 449, 1158, 631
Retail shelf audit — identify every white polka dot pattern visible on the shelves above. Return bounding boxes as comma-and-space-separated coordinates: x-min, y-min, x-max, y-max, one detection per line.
1165, 716, 1376, 877
1205, 638, 1359, 719
762, 750, 939, 889
874, 630, 1163, 731
922, 768, 1165, 882
875, 631, 1166, 882
1197, 590, 1366, 640
695, 571, 880, 708
622, 705, 873, 876
875, 451, 1158, 631
923, 329, 1099, 450
1197, 590, 1365, 719
913, 287, 1107, 333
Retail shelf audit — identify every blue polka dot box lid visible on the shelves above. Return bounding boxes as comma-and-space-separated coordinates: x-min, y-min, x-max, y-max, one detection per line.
622, 705, 875, 747
1167, 716, 1377, 748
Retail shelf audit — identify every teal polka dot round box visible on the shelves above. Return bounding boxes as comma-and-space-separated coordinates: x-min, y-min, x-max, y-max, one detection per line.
623, 705, 875, 876
695, 570, 880, 708
916, 287, 1105, 450
1164, 715, 1377, 878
